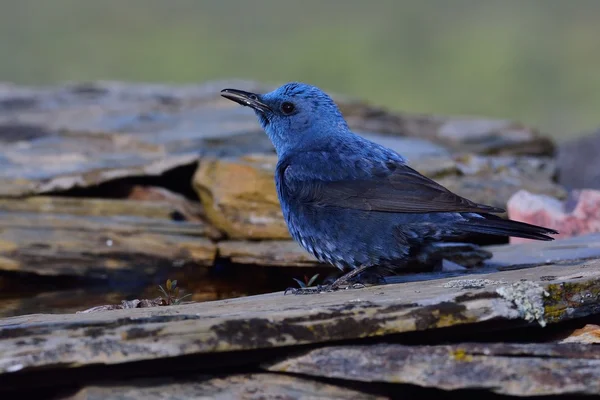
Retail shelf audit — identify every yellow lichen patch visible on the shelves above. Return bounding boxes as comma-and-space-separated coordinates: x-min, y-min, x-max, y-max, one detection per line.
543, 279, 600, 323
451, 348, 473, 362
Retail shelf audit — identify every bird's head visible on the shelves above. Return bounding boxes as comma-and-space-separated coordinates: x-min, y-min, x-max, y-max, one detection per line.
221, 82, 349, 155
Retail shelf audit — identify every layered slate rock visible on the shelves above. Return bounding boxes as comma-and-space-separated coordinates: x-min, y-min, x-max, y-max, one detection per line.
268, 343, 600, 396
68, 374, 385, 400
0, 80, 276, 197
559, 324, 600, 344
0, 195, 216, 278
193, 154, 288, 240
1, 254, 598, 373
217, 240, 321, 267
486, 232, 600, 268
339, 104, 555, 156
0, 251, 599, 397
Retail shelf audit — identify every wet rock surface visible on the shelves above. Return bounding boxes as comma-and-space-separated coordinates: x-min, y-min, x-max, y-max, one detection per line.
0, 81, 598, 399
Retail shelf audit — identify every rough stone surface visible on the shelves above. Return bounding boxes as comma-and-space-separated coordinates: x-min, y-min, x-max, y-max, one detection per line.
267, 343, 600, 396
1, 256, 598, 398
442, 279, 507, 289
487, 232, 600, 269
193, 154, 288, 239
507, 189, 600, 243
0, 257, 598, 374
125, 185, 207, 223
218, 240, 321, 267
439, 154, 566, 211
341, 106, 555, 156
65, 373, 384, 400
0, 81, 278, 197
0, 196, 216, 277
559, 324, 600, 344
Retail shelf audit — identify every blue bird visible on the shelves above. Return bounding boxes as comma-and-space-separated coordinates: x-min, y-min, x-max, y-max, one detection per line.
221, 83, 558, 292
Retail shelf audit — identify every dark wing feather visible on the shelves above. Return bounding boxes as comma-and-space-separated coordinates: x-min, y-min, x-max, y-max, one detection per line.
283, 158, 505, 214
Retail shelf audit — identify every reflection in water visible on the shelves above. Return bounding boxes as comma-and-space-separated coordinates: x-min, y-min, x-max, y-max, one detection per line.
0, 262, 335, 317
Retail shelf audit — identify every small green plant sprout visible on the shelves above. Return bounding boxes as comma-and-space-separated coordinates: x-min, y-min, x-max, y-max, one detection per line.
158, 279, 193, 305
292, 273, 320, 289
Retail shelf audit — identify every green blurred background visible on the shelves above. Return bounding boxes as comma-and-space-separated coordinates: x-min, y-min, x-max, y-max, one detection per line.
1, 0, 598, 140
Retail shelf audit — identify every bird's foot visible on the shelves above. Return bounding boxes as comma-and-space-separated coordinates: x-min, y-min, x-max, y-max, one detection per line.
284, 265, 372, 295
284, 286, 323, 295
284, 283, 366, 295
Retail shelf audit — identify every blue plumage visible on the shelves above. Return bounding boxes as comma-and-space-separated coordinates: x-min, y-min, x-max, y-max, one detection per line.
221, 83, 557, 290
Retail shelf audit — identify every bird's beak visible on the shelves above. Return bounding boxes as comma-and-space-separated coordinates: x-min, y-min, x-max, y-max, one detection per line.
220, 89, 272, 113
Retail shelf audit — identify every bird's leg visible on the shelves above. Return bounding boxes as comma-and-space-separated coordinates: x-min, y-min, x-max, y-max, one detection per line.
286, 265, 371, 295
327, 264, 371, 290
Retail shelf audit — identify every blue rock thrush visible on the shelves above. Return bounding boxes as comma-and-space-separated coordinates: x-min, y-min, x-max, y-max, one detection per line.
221, 83, 558, 293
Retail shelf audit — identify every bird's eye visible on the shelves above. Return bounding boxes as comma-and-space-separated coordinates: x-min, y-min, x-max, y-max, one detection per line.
281, 102, 295, 115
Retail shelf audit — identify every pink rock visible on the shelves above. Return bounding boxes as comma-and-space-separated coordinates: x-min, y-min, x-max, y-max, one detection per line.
507, 189, 600, 243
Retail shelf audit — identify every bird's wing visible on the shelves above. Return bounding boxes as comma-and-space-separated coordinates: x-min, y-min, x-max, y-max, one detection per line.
278, 151, 505, 214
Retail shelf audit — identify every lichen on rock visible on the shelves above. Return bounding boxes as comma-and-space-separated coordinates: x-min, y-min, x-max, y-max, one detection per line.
496, 281, 549, 326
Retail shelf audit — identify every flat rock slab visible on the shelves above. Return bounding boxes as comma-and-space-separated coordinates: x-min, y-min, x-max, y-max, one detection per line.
0, 256, 598, 375
339, 105, 554, 156
217, 240, 321, 267
66, 373, 384, 400
0, 196, 216, 278
487, 232, 600, 268
268, 343, 600, 396
0, 81, 276, 197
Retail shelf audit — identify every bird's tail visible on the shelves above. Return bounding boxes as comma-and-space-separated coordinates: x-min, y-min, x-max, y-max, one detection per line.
456, 214, 558, 241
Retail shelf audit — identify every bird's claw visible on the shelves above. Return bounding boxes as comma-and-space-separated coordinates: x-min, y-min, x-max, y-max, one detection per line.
283, 283, 366, 295
284, 287, 306, 295
284, 286, 321, 295
284, 285, 329, 295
